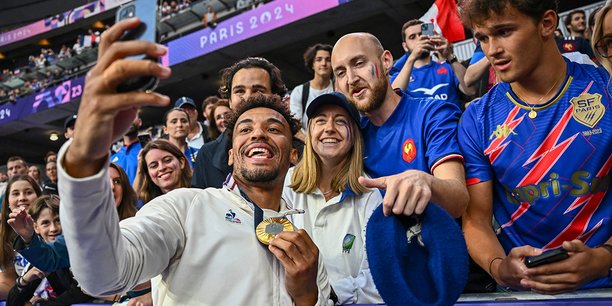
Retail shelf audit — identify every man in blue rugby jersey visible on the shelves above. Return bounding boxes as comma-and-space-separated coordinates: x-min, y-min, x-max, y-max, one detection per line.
331, 32, 469, 219
458, 0, 611, 294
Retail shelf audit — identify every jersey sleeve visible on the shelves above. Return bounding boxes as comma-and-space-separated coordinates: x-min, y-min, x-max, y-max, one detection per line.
422, 100, 463, 171
469, 43, 484, 65
457, 103, 493, 185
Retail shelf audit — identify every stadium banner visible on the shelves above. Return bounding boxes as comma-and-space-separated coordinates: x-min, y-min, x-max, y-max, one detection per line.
166, 0, 342, 66
0, 76, 85, 125
0, 0, 130, 48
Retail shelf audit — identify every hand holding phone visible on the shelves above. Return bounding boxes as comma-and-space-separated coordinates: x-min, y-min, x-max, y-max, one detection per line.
421, 23, 434, 37
115, 0, 160, 93
524, 248, 569, 268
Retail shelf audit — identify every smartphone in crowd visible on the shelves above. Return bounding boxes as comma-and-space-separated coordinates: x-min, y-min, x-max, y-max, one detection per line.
524, 248, 569, 268
115, 0, 160, 93
138, 131, 152, 148
421, 22, 434, 37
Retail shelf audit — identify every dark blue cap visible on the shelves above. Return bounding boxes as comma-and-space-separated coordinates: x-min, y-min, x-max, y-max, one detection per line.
306, 92, 360, 124
174, 96, 196, 108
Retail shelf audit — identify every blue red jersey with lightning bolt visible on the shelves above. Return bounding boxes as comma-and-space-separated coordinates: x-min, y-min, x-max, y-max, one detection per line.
361, 90, 463, 178
458, 59, 611, 289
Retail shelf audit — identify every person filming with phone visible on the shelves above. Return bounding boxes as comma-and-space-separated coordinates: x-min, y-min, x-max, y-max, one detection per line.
390, 20, 475, 110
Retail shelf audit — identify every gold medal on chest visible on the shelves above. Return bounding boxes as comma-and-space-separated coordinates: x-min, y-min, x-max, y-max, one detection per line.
256, 217, 296, 245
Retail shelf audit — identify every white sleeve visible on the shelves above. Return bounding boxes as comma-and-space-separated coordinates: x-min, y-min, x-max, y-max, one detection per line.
57, 140, 185, 296
289, 85, 304, 120
330, 190, 383, 305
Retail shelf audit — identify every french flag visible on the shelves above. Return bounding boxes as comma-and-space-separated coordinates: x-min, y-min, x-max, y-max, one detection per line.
420, 0, 466, 43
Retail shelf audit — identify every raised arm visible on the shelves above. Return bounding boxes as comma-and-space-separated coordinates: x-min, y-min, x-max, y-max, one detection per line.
57, 18, 181, 296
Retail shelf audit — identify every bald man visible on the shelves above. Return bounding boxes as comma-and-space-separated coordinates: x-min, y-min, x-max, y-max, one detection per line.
331, 32, 468, 218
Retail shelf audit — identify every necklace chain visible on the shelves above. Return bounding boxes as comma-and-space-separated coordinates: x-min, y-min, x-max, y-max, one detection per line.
513, 74, 563, 119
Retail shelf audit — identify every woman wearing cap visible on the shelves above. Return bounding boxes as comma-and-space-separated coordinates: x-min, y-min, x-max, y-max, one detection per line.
163, 107, 199, 168
283, 92, 383, 304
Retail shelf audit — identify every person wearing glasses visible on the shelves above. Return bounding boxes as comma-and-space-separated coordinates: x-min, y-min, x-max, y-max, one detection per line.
593, 4, 612, 74
457, 0, 611, 294
206, 99, 231, 141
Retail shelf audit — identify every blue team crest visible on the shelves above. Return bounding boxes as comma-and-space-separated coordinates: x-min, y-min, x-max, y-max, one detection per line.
342, 234, 356, 253
570, 92, 605, 128
225, 209, 241, 224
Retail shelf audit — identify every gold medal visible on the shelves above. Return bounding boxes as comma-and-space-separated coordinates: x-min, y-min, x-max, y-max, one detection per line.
255, 217, 296, 245
528, 110, 537, 119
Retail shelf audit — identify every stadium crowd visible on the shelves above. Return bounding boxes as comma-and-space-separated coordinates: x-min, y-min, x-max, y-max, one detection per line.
0, 0, 610, 305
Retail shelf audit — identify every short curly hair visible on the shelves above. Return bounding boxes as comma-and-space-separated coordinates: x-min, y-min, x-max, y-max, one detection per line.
218, 57, 287, 100
303, 43, 333, 74
459, 0, 557, 28
226, 94, 300, 147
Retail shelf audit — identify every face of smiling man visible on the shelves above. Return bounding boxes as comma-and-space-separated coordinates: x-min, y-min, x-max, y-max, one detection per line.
228, 107, 297, 186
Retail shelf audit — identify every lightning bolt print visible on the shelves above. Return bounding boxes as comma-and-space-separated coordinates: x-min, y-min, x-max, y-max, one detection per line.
484, 106, 525, 164
500, 105, 577, 229
543, 155, 612, 249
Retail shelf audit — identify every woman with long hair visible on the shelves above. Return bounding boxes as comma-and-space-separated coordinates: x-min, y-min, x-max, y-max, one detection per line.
110, 163, 138, 220
206, 99, 231, 140
0, 175, 42, 299
283, 92, 383, 304
136, 139, 192, 205
163, 107, 199, 168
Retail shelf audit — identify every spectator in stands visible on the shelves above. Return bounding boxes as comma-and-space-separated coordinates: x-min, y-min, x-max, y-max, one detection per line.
458, 0, 611, 293
27, 166, 43, 186
207, 99, 231, 140
289, 43, 334, 130
0, 175, 42, 299
565, 9, 588, 38
201, 95, 219, 129
58, 44, 72, 59
283, 92, 383, 304
73, 35, 84, 55
163, 107, 199, 168
161, 1, 172, 17
0, 167, 7, 183
64, 114, 77, 140
391, 20, 475, 109
203, 5, 218, 28
556, 13, 595, 59
6, 195, 97, 306
42, 161, 58, 195
7, 156, 28, 179
170, 1, 180, 15
135, 139, 192, 205
110, 163, 139, 220
593, 5, 612, 73
10, 164, 138, 276
175, 97, 206, 149
44, 152, 57, 164
332, 32, 468, 218
111, 112, 143, 185
192, 57, 289, 189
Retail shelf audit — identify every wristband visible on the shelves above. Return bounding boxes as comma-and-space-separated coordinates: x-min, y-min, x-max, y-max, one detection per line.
488, 257, 503, 276
447, 54, 458, 64
15, 275, 27, 289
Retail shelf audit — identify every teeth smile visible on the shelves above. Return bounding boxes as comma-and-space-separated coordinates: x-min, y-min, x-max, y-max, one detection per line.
322, 139, 339, 143
247, 147, 271, 158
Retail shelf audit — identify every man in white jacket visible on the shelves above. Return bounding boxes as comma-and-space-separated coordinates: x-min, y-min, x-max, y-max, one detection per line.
57, 18, 332, 306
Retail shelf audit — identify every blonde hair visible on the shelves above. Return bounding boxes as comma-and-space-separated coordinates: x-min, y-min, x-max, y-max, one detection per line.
592, 5, 612, 75
290, 117, 368, 195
